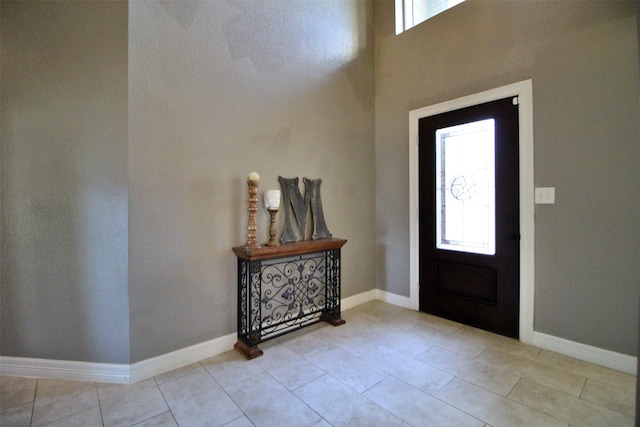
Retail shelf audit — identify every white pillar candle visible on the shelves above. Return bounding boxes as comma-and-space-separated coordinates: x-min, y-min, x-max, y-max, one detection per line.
248, 171, 260, 182
264, 190, 281, 209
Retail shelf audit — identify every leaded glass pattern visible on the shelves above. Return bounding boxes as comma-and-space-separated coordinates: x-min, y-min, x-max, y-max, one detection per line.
435, 119, 496, 255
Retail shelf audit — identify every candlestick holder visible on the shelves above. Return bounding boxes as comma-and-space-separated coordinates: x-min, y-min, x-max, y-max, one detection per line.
263, 189, 281, 246
245, 173, 260, 248
265, 208, 279, 246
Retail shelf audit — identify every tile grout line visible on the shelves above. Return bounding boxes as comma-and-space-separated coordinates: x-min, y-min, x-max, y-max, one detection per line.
150, 375, 178, 427
4, 301, 636, 427
28, 379, 38, 427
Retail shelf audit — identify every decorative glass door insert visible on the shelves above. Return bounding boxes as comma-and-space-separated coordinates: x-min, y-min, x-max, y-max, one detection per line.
435, 118, 495, 255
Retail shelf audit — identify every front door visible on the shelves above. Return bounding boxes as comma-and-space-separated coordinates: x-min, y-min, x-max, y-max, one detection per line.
419, 97, 520, 338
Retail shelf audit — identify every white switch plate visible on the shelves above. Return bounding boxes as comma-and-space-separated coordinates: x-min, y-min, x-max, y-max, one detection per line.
535, 187, 555, 204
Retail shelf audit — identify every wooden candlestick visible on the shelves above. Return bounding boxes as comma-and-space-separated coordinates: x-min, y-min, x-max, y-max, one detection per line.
246, 177, 260, 248
265, 208, 279, 246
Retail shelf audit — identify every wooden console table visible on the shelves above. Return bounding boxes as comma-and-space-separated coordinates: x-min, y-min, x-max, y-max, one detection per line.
232, 238, 347, 359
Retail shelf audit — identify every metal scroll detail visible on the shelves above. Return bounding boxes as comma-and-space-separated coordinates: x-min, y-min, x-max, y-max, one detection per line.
237, 259, 264, 348
237, 260, 249, 342
322, 248, 341, 320
259, 253, 327, 336
249, 262, 262, 343
236, 244, 344, 354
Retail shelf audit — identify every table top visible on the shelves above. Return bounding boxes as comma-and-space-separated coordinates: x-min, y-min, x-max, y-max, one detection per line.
233, 238, 347, 261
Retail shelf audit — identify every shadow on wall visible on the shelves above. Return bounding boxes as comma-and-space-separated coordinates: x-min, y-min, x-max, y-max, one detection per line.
221, 0, 373, 110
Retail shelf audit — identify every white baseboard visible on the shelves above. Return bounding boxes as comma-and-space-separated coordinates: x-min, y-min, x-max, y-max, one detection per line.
532, 331, 637, 375
130, 333, 237, 383
340, 289, 412, 311
341, 289, 377, 310
0, 356, 130, 384
374, 289, 412, 309
1, 289, 636, 382
0, 333, 238, 384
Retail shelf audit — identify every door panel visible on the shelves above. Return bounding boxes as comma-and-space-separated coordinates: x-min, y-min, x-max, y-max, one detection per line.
434, 260, 497, 305
419, 97, 519, 338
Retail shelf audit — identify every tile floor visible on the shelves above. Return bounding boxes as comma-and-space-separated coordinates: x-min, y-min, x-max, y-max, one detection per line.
1, 300, 636, 427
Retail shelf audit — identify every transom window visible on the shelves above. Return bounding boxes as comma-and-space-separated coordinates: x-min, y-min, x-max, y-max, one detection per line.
396, 0, 465, 34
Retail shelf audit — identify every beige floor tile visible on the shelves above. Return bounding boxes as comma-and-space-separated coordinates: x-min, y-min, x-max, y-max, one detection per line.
364, 376, 484, 427
0, 401, 32, 427
418, 346, 520, 396
222, 415, 255, 427
340, 303, 372, 316
476, 346, 587, 396
158, 367, 242, 426
536, 350, 636, 390
1, 301, 636, 427
325, 313, 365, 329
395, 307, 436, 322
368, 312, 418, 332
309, 419, 332, 427
0, 376, 37, 410
580, 378, 636, 417
509, 378, 634, 427
276, 323, 331, 356
454, 326, 541, 359
405, 323, 488, 358
355, 316, 400, 341
31, 379, 99, 427
436, 378, 568, 426
312, 320, 380, 357
131, 411, 178, 426
281, 331, 332, 357
254, 344, 324, 390
98, 378, 168, 427
347, 299, 405, 316
304, 345, 388, 392
369, 327, 434, 357
224, 370, 321, 427
201, 350, 265, 389
153, 361, 204, 385
294, 374, 402, 427
358, 345, 452, 395
40, 406, 103, 427
407, 311, 465, 335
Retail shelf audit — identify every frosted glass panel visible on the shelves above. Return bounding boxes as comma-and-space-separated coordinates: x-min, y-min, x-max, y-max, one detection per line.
435, 119, 495, 255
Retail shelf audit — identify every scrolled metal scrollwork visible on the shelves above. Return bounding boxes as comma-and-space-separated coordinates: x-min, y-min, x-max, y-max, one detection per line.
234, 238, 346, 358
258, 254, 327, 335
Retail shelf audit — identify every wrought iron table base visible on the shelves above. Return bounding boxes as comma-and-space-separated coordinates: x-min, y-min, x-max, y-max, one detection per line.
234, 313, 345, 360
233, 239, 347, 360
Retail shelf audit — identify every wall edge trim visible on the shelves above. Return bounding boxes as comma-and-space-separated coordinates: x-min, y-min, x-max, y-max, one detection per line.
0, 356, 130, 384
129, 333, 237, 383
374, 289, 412, 309
341, 289, 377, 310
532, 331, 637, 375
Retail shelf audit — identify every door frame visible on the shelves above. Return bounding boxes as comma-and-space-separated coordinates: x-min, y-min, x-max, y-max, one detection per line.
409, 80, 534, 344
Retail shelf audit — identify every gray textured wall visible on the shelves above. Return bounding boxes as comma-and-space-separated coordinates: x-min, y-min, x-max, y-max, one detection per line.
2, 0, 636, 365
374, 0, 639, 356
128, 0, 376, 362
1, 1, 130, 363
1, 0, 375, 364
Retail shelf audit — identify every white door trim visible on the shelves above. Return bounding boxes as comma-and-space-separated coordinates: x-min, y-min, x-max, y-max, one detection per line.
409, 80, 535, 344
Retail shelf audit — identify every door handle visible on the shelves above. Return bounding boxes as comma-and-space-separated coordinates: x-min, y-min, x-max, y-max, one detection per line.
505, 232, 520, 241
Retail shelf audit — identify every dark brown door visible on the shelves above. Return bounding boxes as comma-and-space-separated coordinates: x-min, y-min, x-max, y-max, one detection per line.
419, 97, 520, 338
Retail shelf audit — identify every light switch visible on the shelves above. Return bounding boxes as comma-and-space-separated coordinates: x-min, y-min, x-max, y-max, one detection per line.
535, 187, 555, 204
